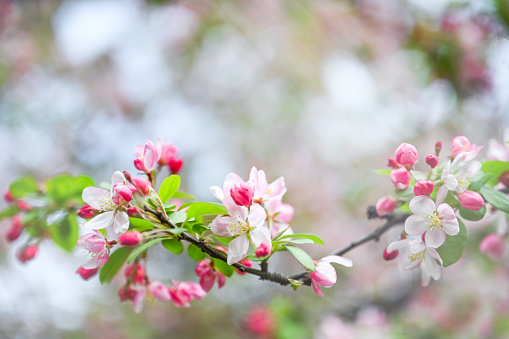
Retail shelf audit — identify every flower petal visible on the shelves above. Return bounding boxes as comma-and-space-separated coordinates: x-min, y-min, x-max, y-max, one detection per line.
311, 278, 324, 297
111, 171, 126, 186
250, 227, 271, 248
312, 261, 337, 287
209, 186, 224, 202
82, 187, 110, 210
436, 185, 448, 206
405, 215, 430, 235
210, 216, 235, 238
387, 239, 410, 253
113, 211, 129, 234
425, 228, 446, 248
83, 211, 114, 230
227, 234, 249, 265
409, 196, 435, 216
322, 255, 353, 267
248, 203, 266, 227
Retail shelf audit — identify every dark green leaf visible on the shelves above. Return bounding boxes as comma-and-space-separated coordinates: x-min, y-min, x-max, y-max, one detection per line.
99, 247, 134, 284
279, 233, 325, 245
0, 205, 19, 220
212, 258, 235, 277
127, 238, 164, 264
169, 211, 187, 224
162, 239, 184, 254
172, 191, 197, 201
284, 245, 315, 271
469, 172, 491, 191
481, 161, 509, 186
480, 185, 509, 213
158, 175, 181, 203
436, 219, 468, 267
128, 217, 156, 232
9, 176, 37, 199
49, 214, 79, 252
187, 244, 206, 261
185, 202, 227, 221
459, 205, 486, 221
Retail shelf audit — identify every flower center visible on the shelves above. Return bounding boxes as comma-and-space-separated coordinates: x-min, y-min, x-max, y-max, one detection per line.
98, 195, 116, 211
228, 218, 250, 236
426, 212, 442, 230
458, 174, 471, 190
408, 251, 424, 262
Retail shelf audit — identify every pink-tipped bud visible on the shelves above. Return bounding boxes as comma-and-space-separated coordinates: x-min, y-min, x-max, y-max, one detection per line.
480, 233, 506, 261
6, 214, 23, 242
134, 158, 145, 172
255, 243, 271, 258
127, 206, 142, 217
426, 154, 439, 168
245, 307, 275, 338
17, 244, 38, 263
123, 171, 132, 181
230, 182, 255, 207
132, 177, 151, 196
169, 158, 184, 174
395, 143, 418, 166
499, 172, 509, 186
125, 264, 146, 285
4, 190, 13, 203
459, 190, 485, 211
118, 230, 143, 247
118, 286, 136, 302
435, 141, 442, 156
148, 281, 171, 302
77, 205, 97, 219
159, 143, 179, 165
414, 180, 434, 196
112, 184, 134, 205
375, 196, 397, 217
236, 258, 253, 276
387, 158, 399, 169
17, 200, 31, 211
383, 246, 399, 260
390, 168, 411, 190
76, 266, 99, 280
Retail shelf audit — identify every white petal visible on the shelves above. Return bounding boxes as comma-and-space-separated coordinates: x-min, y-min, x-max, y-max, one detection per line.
322, 255, 353, 267
312, 261, 337, 287
83, 211, 114, 230
111, 171, 126, 186
248, 203, 266, 227
425, 228, 446, 248
426, 247, 443, 265
113, 211, 129, 234
405, 215, 430, 235
81, 256, 100, 269
210, 216, 235, 237
444, 175, 459, 191
250, 227, 271, 248
409, 196, 435, 216
227, 235, 249, 265
255, 170, 268, 198
209, 186, 224, 202
82, 187, 110, 210
436, 185, 448, 206
387, 239, 410, 253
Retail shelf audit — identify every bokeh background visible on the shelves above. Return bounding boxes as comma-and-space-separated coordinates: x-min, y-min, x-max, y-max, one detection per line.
1, 0, 509, 338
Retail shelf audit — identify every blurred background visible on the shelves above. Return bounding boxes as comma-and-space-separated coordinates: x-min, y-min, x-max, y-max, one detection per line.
1, 0, 509, 338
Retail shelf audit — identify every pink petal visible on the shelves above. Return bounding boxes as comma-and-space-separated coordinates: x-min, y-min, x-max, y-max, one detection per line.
83, 211, 115, 230
95, 249, 110, 267
77, 233, 96, 250
82, 187, 110, 210
217, 273, 226, 288
267, 177, 286, 200
85, 235, 106, 253
436, 185, 448, 206
426, 247, 443, 265
143, 140, 158, 172
311, 261, 337, 287
199, 272, 216, 292
113, 211, 129, 234
424, 228, 446, 248
409, 196, 435, 216
311, 278, 324, 297
322, 255, 353, 267
210, 216, 235, 237
255, 170, 269, 198
248, 166, 258, 188
227, 234, 249, 265
132, 287, 147, 314
405, 215, 430, 235
248, 203, 266, 227
250, 227, 271, 248
111, 171, 125, 186
148, 281, 171, 302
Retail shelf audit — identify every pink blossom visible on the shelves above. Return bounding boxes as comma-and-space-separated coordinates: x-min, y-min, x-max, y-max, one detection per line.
414, 180, 434, 196
405, 196, 459, 248
169, 158, 184, 174
6, 214, 23, 242
441, 156, 481, 193
395, 143, 418, 166
263, 198, 294, 236
77, 205, 97, 219
375, 196, 397, 217
158, 142, 179, 165
148, 281, 171, 302
236, 258, 253, 275
17, 200, 31, 211
426, 154, 439, 168
124, 263, 146, 285
383, 246, 398, 260
134, 139, 162, 173
17, 244, 38, 263
459, 190, 484, 211
230, 182, 255, 207
77, 231, 109, 269
131, 177, 152, 196
4, 189, 13, 203
480, 233, 506, 261
390, 168, 411, 190
195, 259, 226, 292
118, 285, 147, 314
435, 141, 442, 155
309, 255, 353, 297
451, 136, 482, 160
76, 266, 99, 280
169, 281, 206, 308
118, 230, 143, 247
245, 306, 275, 338
255, 243, 271, 258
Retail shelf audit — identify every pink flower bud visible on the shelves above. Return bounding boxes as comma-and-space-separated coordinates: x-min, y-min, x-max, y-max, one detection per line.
230, 182, 255, 207
387, 158, 399, 169
6, 214, 23, 242
169, 158, 184, 174
375, 196, 397, 217
414, 179, 434, 196
112, 184, 134, 205
17, 244, 38, 263
159, 143, 179, 165
77, 205, 97, 219
118, 230, 143, 247
118, 286, 137, 302
499, 172, 509, 186
131, 177, 151, 196
4, 189, 13, 203
148, 281, 171, 302
122, 171, 132, 181
236, 258, 253, 276
255, 243, 271, 258
435, 141, 442, 156
390, 168, 411, 190
76, 266, 99, 280
125, 264, 146, 285
426, 154, 439, 168
245, 307, 275, 338
127, 206, 142, 217
451, 136, 482, 159
17, 200, 31, 211
134, 158, 145, 172
480, 233, 506, 261
459, 190, 484, 211
395, 143, 418, 166
383, 246, 399, 260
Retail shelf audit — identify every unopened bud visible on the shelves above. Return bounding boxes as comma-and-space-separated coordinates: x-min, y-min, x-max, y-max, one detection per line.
118, 285, 136, 302
426, 154, 439, 169
414, 179, 434, 196
123, 171, 132, 181
499, 171, 509, 186
127, 206, 142, 217
4, 190, 13, 203
387, 158, 399, 169
480, 233, 506, 261
148, 281, 171, 302
435, 141, 442, 156
390, 168, 411, 190
6, 214, 23, 242
230, 183, 255, 207
459, 190, 484, 211
255, 243, 271, 258
125, 263, 146, 285
169, 158, 184, 174
375, 196, 397, 217
77, 205, 97, 219
118, 230, 143, 247
17, 200, 31, 211
76, 266, 99, 280
395, 143, 418, 166
132, 177, 151, 196
17, 244, 38, 263
383, 246, 399, 260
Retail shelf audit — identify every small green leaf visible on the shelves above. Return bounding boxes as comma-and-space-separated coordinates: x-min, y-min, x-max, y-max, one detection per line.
481, 161, 509, 186
398, 202, 411, 214
480, 185, 509, 213
436, 219, 468, 267
289, 279, 303, 291
172, 191, 197, 200
284, 245, 315, 271
9, 176, 38, 199
162, 239, 184, 254
99, 247, 134, 284
127, 238, 164, 264
469, 172, 491, 191
169, 211, 187, 225
0, 205, 19, 220
128, 217, 156, 232
272, 239, 314, 246
167, 228, 188, 235
373, 169, 391, 176
46, 174, 74, 204
459, 205, 486, 221
185, 202, 228, 220
49, 214, 79, 252
187, 244, 206, 261
212, 258, 235, 277
279, 233, 325, 245
158, 175, 181, 203
189, 222, 210, 234
163, 203, 177, 212
395, 186, 414, 197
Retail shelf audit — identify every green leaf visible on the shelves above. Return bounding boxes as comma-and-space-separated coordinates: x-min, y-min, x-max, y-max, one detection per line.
279, 233, 325, 245
187, 244, 206, 261
0, 205, 19, 220
395, 186, 414, 197
162, 239, 184, 254
373, 169, 391, 176
9, 176, 38, 199
284, 245, 315, 271
158, 175, 181, 203
398, 202, 411, 214
481, 161, 509, 186
127, 238, 164, 264
185, 202, 227, 221
212, 258, 235, 277
436, 219, 468, 267
167, 228, 188, 235
172, 191, 197, 201
188, 222, 210, 234
99, 247, 134, 284
272, 239, 314, 246
459, 205, 486, 221
480, 185, 509, 213
49, 214, 79, 252
469, 172, 491, 191
169, 211, 187, 225
128, 217, 156, 232
46, 174, 95, 204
